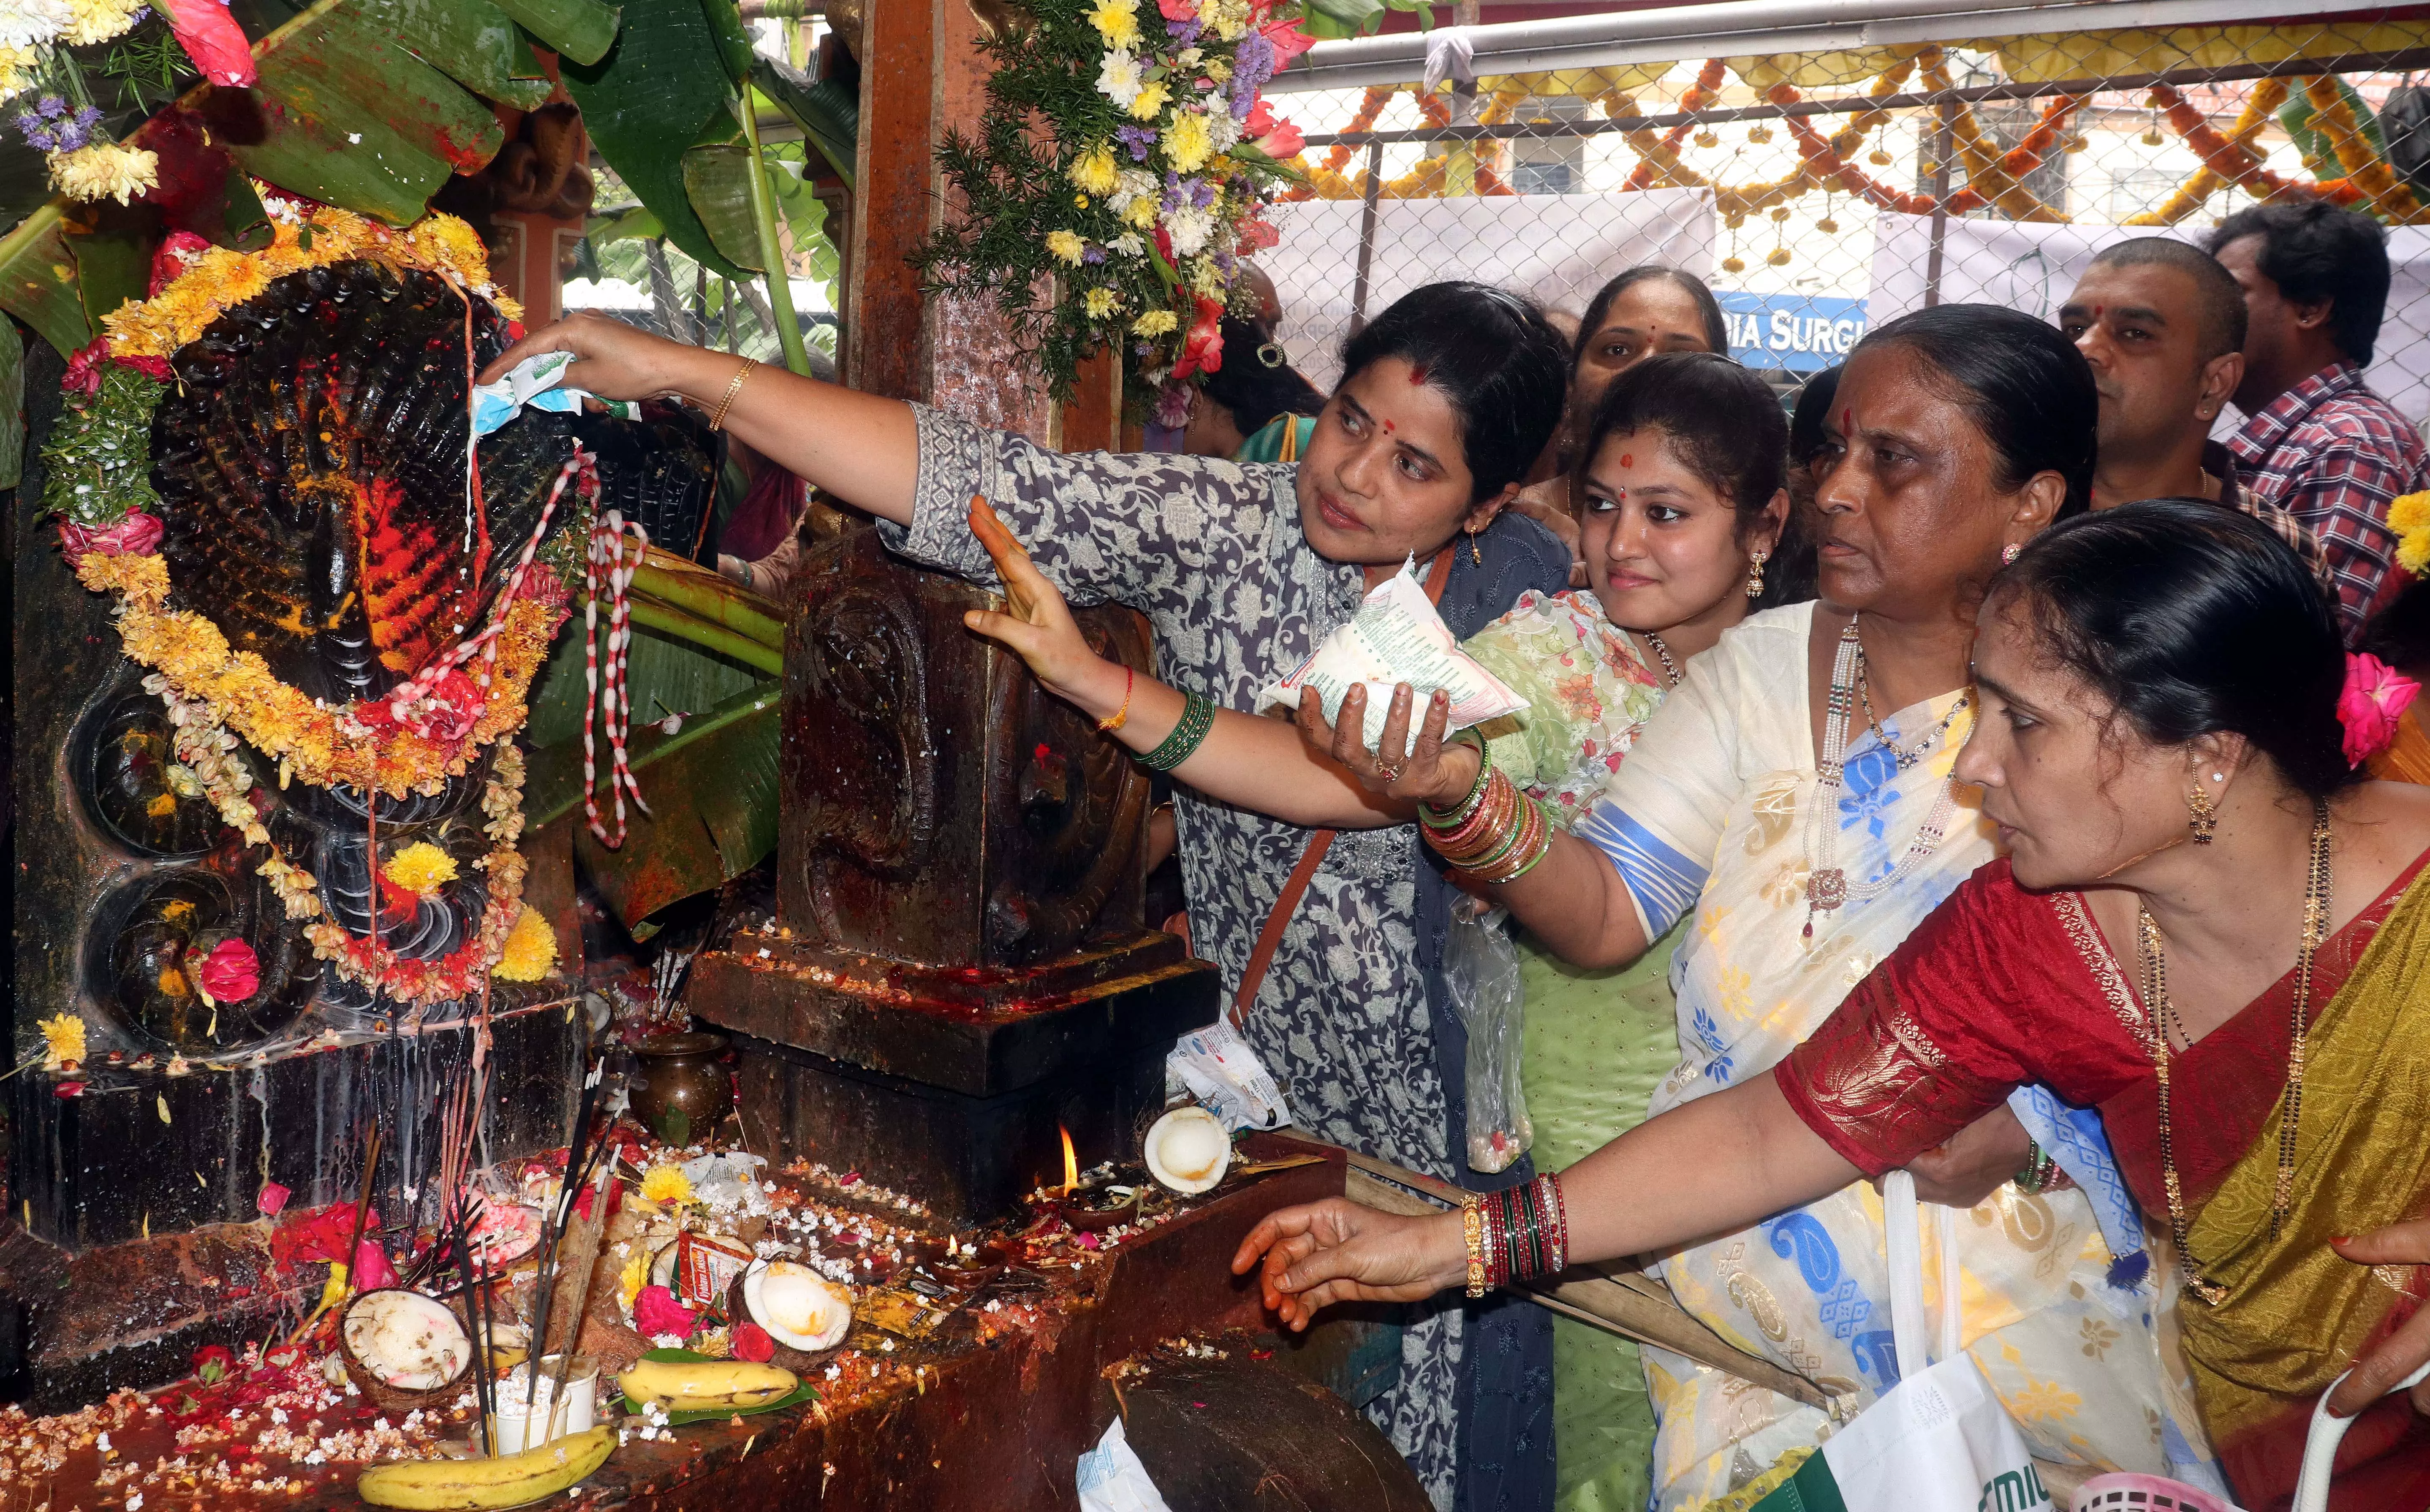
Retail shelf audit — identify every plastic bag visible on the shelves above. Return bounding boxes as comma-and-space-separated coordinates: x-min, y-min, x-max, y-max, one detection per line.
1446, 902, 1532, 1173
1076, 1417, 1174, 1512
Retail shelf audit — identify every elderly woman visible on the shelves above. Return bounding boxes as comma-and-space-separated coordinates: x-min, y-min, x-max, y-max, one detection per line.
1242, 499, 2430, 1512
1291, 305, 2202, 1504
487, 282, 1572, 1509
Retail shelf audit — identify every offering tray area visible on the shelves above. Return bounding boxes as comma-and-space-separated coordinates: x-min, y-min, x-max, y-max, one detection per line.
0, 1128, 1419, 1512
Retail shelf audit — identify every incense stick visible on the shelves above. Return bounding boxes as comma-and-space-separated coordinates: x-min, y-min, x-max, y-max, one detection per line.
523, 1053, 605, 1413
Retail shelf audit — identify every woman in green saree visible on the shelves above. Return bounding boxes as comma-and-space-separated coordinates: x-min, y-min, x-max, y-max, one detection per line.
1237, 499, 2430, 1512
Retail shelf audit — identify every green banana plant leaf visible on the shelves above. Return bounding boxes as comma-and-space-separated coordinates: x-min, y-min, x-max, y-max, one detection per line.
750, 57, 855, 189
761, 140, 839, 282
231, 0, 507, 224
0, 204, 94, 355
73, 205, 151, 334
587, 202, 665, 245
489, 0, 620, 65
562, 0, 746, 278
525, 678, 781, 927
682, 142, 767, 271
355, 0, 556, 107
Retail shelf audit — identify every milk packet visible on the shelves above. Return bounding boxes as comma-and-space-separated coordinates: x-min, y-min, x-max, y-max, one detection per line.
1257, 556, 1526, 756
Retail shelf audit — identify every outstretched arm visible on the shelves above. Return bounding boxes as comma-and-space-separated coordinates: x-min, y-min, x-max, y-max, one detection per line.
1232, 1073, 1856, 1329
480, 314, 921, 525
963, 502, 1402, 829
1296, 684, 1652, 967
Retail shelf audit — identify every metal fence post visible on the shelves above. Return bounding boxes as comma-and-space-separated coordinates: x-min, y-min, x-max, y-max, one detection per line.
1350, 137, 1387, 337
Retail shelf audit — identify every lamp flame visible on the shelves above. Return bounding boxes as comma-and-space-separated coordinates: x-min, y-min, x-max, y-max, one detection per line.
1059, 1124, 1078, 1197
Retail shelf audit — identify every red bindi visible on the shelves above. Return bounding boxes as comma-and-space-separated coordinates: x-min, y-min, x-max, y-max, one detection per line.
1408, 363, 1430, 385
1383, 419, 1396, 434
1619, 453, 1633, 468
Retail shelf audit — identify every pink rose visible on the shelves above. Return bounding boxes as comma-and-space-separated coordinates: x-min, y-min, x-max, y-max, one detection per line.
58, 510, 165, 559
351, 1238, 399, 1290
198, 938, 260, 1002
1251, 114, 1304, 161
256, 1181, 291, 1217
2339, 651, 2420, 765
731, 1322, 775, 1363
1155, 0, 1196, 19
155, 0, 257, 86
1235, 217, 1280, 254
633, 1284, 699, 1339
151, 231, 212, 295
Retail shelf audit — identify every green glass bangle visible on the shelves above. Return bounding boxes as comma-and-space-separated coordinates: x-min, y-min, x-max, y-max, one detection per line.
1422, 735, 1495, 831
2013, 1140, 2049, 1194
1140, 691, 1217, 772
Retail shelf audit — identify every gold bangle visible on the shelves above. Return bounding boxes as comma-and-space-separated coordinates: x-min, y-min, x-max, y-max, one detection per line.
1462, 1196, 1487, 1298
1097, 665, 1135, 733
708, 358, 759, 432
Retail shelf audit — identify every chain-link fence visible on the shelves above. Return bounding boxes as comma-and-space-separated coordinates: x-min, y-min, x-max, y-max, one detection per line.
1261, 17, 2430, 421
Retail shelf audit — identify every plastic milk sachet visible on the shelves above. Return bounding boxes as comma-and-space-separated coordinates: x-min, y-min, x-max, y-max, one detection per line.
1258, 556, 1526, 756
471, 350, 638, 440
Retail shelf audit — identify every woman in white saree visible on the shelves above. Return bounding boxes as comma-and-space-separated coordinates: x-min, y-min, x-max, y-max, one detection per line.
1301, 304, 2221, 1507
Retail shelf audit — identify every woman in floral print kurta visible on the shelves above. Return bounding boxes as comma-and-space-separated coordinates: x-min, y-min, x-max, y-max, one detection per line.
487, 283, 1572, 1511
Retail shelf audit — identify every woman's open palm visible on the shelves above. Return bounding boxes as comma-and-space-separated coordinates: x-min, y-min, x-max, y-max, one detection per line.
1230, 1199, 1463, 1332
1295, 682, 1480, 810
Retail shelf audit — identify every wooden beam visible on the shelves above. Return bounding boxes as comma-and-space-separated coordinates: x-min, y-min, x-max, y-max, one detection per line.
844, 0, 934, 399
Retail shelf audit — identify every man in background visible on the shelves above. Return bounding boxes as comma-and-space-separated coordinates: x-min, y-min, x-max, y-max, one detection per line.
2058, 236, 2324, 580
2207, 201, 2427, 639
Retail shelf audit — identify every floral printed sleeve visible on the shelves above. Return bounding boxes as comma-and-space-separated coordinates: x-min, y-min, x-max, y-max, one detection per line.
1462, 589, 1666, 830
876, 402, 1293, 616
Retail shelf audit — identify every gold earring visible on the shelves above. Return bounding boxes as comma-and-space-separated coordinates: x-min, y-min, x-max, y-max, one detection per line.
2187, 779, 2218, 844
1745, 549, 1767, 599
1468, 525, 1483, 567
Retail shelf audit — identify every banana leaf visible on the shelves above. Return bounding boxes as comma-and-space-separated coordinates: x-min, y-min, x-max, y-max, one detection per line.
231, 0, 507, 223
526, 678, 781, 927
71, 204, 151, 334
681, 143, 765, 272
750, 57, 854, 189
489, 0, 620, 65
562, 0, 746, 278
0, 204, 94, 355
354, 0, 556, 108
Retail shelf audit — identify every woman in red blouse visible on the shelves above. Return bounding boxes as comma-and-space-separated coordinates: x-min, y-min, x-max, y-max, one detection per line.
1236, 499, 2430, 1512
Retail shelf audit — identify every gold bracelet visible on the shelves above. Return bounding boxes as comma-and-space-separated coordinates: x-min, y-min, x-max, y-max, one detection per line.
708, 358, 759, 432
1462, 1196, 1487, 1298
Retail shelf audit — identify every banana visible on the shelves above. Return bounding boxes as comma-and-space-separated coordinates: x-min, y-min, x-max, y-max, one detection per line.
616, 1357, 799, 1410
357, 1426, 615, 1510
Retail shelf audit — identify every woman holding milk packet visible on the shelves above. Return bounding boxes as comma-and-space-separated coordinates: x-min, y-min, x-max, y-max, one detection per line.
964, 350, 1810, 1510
487, 280, 1572, 1508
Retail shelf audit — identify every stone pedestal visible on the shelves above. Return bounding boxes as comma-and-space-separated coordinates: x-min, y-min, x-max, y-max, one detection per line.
687, 530, 1219, 1221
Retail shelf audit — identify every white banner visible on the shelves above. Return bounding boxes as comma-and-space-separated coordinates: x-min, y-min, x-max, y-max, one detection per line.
1264, 187, 1718, 388
1866, 211, 2430, 430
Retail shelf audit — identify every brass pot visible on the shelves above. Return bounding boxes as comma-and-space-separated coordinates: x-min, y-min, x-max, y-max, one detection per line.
628, 1031, 734, 1146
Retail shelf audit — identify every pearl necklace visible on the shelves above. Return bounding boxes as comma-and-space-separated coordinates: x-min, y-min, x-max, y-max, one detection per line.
1802, 619, 1965, 941
1639, 630, 1681, 688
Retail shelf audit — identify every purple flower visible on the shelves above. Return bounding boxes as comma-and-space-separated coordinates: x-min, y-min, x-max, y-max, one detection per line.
1165, 16, 1199, 40
128, 5, 148, 19
1082, 246, 1106, 265
52, 120, 87, 151
27, 128, 56, 152
73, 105, 99, 128
1192, 178, 1215, 209
1117, 124, 1157, 162
15, 111, 40, 137
35, 95, 65, 120
1234, 32, 1275, 89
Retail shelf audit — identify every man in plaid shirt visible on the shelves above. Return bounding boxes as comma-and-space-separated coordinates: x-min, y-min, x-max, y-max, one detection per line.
2209, 201, 2429, 643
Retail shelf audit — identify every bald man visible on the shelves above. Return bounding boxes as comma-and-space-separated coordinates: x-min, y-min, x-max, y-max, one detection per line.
2059, 237, 2327, 583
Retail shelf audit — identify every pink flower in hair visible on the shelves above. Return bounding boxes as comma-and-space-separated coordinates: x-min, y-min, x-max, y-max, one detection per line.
2338, 651, 2419, 766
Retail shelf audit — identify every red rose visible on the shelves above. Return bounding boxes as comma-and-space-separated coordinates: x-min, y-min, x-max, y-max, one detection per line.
155, 0, 258, 87
62, 337, 110, 396
117, 355, 174, 383
150, 231, 212, 295
731, 1323, 775, 1363
197, 939, 260, 1003
256, 1181, 291, 1217
192, 1344, 236, 1384
59, 511, 166, 560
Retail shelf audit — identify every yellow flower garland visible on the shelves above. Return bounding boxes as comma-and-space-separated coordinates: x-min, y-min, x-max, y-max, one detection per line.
104, 195, 519, 361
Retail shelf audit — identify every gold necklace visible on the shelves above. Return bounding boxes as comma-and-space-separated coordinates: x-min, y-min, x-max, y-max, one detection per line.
2134, 798, 2333, 1306
1851, 621, 1968, 771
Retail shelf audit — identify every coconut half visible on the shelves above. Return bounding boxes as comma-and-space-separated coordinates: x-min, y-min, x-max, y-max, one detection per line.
740, 1260, 853, 1352
338, 1288, 471, 1408
1144, 1106, 1231, 1195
